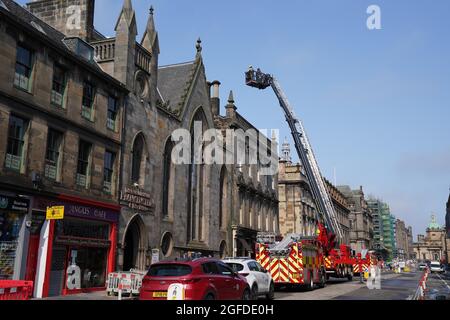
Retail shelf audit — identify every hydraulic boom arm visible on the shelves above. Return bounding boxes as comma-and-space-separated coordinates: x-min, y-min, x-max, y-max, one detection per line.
245, 67, 343, 243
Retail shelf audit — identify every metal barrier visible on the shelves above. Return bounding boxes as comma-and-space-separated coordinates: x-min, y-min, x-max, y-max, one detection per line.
412, 268, 429, 300
106, 269, 146, 298
0, 281, 34, 300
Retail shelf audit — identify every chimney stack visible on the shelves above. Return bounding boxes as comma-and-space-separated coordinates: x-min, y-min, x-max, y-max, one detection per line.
210, 80, 220, 116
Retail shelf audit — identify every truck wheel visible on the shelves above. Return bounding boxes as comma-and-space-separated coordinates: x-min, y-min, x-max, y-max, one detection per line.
318, 270, 326, 288
307, 271, 314, 291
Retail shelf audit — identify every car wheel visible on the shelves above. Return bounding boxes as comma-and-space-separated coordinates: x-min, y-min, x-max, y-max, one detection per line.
251, 284, 258, 300
242, 288, 251, 300
265, 282, 275, 300
205, 293, 215, 300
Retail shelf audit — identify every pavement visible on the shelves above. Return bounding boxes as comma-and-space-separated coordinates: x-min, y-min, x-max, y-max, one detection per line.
35, 291, 136, 300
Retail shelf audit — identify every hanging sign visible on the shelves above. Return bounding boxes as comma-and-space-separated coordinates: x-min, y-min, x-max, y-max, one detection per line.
46, 206, 65, 220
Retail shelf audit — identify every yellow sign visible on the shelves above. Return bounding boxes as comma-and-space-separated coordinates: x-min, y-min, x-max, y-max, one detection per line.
46, 206, 64, 220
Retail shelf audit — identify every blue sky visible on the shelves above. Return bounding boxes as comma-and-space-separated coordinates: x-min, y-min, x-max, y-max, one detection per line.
20, 0, 450, 237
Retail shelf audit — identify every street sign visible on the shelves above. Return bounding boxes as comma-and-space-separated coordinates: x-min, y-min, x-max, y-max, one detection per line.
46, 206, 64, 220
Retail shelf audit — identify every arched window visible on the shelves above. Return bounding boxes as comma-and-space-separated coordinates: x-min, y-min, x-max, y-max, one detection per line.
131, 134, 145, 184
162, 139, 174, 218
187, 109, 207, 241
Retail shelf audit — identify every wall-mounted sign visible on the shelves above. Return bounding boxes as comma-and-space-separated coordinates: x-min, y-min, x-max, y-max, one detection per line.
46, 206, 65, 220
0, 195, 29, 212
120, 187, 154, 212
151, 249, 160, 265
34, 197, 119, 223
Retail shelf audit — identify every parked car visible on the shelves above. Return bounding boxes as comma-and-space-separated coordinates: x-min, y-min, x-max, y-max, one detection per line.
418, 262, 427, 271
223, 258, 275, 300
429, 261, 445, 273
139, 258, 251, 300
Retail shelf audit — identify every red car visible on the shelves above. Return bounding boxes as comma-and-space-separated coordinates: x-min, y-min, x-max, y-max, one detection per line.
139, 258, 251, 300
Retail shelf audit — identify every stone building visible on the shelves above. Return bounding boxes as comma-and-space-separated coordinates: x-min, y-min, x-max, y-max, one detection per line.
324, 179, 350, 245
413, 215, 447, 263
214, 90, 279, 258
278, 141, 318, 237
0, 0, 128, 298
395, 219, 414, 260
337, 186, 373, 254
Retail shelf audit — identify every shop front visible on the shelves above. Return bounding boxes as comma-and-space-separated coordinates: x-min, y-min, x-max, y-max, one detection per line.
32, 195, 119, 298
0, 193, 30, 280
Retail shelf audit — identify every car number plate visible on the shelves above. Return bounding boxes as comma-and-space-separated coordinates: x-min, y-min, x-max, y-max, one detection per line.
153, 291, 168, 298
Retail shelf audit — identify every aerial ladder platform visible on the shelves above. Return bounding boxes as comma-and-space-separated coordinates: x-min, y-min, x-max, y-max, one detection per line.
247, 67, 361, 285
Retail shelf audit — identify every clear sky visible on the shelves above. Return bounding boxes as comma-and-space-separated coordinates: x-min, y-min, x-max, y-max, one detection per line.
19, 0, 450, 237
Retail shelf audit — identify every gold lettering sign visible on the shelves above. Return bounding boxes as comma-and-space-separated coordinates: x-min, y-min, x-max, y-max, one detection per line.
120, 187, 154, 212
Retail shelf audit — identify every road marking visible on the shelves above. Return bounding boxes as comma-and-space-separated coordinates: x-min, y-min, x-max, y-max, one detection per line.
437, 274, 450, 290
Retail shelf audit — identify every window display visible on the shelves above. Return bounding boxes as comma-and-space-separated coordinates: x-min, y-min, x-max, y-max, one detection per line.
0, 212, 24, 279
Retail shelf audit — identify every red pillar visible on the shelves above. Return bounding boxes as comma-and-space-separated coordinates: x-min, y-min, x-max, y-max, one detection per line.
108, 222, 118, 274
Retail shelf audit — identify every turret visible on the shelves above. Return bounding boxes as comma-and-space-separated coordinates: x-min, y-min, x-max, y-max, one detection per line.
114, 0, 137, 88
141, 6, 160, 104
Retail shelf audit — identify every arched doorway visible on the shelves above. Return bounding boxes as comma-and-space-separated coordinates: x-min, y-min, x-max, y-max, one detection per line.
123, 215, 146, 271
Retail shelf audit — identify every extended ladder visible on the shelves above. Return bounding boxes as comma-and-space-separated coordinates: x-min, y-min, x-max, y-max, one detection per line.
246, 68, 343, 243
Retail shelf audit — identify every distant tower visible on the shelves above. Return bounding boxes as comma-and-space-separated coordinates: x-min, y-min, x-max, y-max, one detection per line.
428, 213, 441, 230
281, 137, 291, 163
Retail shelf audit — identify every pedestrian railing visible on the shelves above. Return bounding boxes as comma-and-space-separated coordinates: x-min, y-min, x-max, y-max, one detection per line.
0, 281, 34, 300
106, 269, 146, 300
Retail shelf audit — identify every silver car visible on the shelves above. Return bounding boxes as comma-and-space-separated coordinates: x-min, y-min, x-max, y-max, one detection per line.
430, 261, 445, 273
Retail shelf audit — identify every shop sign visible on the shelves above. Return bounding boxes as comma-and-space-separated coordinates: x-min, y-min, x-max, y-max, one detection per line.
46, 206, 65, 220
0, 195, 29, 212
120, 187, 154, 213
34, 197, 119, 223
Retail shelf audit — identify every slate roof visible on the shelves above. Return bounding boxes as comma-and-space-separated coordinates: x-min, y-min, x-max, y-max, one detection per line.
157, 61, 197, 115
0, 0, 126, 90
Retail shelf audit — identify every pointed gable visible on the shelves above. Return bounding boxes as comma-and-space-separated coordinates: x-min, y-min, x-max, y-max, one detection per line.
115, 0, 137, 34
141, 6, 159, 54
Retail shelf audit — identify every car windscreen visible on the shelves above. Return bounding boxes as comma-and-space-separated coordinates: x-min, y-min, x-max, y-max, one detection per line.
225, 263, 244, 272
430, 263, 440, 267
148, 264, 192, 277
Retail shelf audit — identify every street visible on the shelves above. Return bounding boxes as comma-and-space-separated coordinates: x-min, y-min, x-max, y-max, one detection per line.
275, 271, 422, 300
425, 271, 450, 300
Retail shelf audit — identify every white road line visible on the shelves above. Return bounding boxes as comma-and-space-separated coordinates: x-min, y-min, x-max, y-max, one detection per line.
437, 274, 450, 290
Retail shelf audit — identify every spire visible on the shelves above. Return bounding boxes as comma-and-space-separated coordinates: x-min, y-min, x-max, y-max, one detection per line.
141, 5, 160, 54
225, 90, 236, 117
196, 37, 202, 58
227, 90, 234, 104
115, 0, 137, 33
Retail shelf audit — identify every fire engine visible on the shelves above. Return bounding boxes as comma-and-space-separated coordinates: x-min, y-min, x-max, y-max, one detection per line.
246, 67, 364, 288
